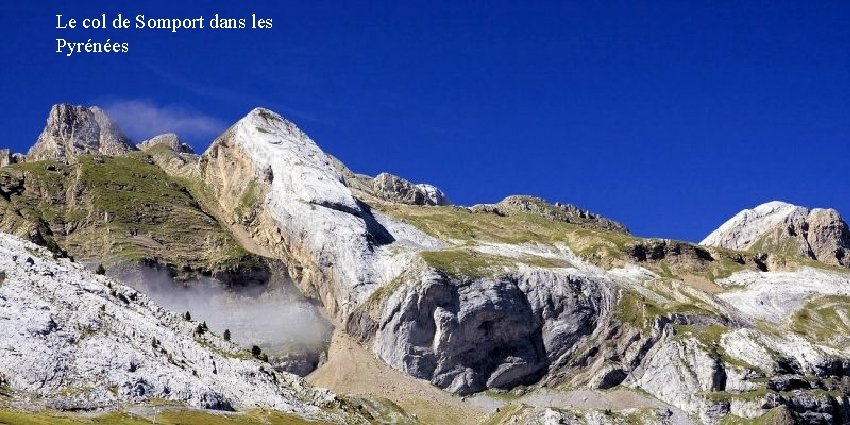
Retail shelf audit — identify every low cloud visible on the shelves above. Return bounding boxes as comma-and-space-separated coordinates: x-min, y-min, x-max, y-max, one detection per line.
114, 265, 333, 355
103, 99, 226, 144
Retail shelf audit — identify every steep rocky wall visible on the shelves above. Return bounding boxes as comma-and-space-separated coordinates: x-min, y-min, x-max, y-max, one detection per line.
350, 268, 616, 395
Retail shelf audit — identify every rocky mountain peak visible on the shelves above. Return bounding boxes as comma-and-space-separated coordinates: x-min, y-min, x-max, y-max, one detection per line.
138, 133, 195, 154
702, 201, 849, 267
199, 107, 397, 317
371, 172, 449, 206
27, 103, 136, 161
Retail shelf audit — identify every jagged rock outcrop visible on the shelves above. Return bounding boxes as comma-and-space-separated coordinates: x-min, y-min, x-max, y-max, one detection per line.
198, 108, 624, 396
702, 201, 850, 267
328, 156, 449, 206
470, 195, 629, 234
0, 149, 25, 167
0, 232, 364, 421
27, 104, 136, 161
487, 405, 679, 425
371, 172, 448, 206
137, 133, 195, 154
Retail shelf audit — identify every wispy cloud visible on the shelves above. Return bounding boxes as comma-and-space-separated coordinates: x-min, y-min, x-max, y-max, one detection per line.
142, 62, 328, 125
102, 99, 226, 144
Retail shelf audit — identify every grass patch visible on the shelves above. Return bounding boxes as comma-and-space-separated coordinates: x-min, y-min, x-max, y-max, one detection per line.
375, 202, 755, 278
421, 249, 561, 278
365, 274, 409, 307
481, 404, 525, 425
790, 295, 850, 349
617, 289, 717, 328
376, 203, 633, 246
235, 178, 261, 220
717, 407, 787, 425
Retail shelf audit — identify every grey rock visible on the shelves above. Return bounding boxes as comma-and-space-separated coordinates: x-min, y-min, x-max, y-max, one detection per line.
369, 172, 449, 206
371, 269, 612, 395
138, 133, 195, 154
327, 156, 449, 206
27, 104, 136, 161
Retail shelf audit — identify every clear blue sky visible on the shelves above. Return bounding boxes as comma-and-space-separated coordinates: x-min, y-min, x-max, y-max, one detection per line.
1, 1, 848, 242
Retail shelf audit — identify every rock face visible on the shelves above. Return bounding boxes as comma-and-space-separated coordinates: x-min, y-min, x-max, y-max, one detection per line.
702, 201, 850, 267
488, 195, 628, 233
368, 268, 614, 395
199, 108, 405, 319
27, 104, 136, 161
197, 108, 596, 394
0, 149, 25, 167
138, 133, 195, 154
0, 232, 355, 420
137, 133, 200, 177
371, 172, 448, 206
328, 156, 449, 206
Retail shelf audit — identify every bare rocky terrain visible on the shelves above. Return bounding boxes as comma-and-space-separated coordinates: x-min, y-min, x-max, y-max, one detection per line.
1, 103, 850, 424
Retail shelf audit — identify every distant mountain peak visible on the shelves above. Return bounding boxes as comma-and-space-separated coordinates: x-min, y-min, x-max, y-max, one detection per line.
27, 103, 136, 161
138, 133, 195, 154
702, 201, 849, 267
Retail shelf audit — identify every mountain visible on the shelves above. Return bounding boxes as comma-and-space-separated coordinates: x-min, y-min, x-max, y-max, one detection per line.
27, 104, 136, 161
2, 103, 850, 424
702, 201, 850, 268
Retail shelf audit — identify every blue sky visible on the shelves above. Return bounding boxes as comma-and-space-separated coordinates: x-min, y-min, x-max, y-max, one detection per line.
1, 1, 848, 242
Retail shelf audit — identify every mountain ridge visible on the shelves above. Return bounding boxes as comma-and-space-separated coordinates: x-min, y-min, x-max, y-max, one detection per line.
2, 103, 850, 424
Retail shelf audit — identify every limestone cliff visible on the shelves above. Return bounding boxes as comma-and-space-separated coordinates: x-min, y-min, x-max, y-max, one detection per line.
27, 104, 136, 161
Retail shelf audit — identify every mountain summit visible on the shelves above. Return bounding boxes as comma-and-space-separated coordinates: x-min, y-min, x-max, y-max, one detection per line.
702, 201, 850, 267
27, 104, 136, 161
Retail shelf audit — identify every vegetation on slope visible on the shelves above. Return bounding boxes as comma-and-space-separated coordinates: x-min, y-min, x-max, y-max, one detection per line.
420, 249, 563, 279
374, 201, 755, 282
0, 154, 265, 279
790, 295, 850, 349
